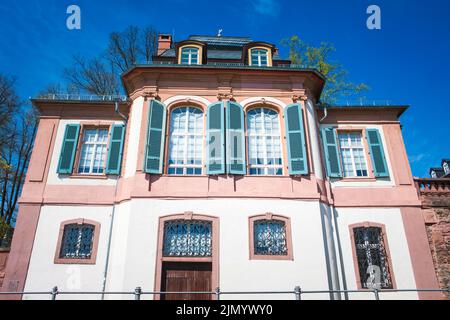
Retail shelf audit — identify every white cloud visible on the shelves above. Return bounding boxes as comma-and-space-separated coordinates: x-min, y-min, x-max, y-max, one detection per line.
409, 153, 429, 163
252, 0, 280, 17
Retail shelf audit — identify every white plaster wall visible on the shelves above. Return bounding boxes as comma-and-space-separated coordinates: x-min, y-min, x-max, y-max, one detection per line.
47, 119, 124, 186
105, 198, 331, 300
333, 207, 418, 300
124, 97, 144, 177
320, 124, 395, 187
23, 205, 113, 300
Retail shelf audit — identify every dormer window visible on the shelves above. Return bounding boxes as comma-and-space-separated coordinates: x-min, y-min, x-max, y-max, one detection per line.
443, 162, 449, 174
180, 47, 199, 65
250, 48, 269, 66
431, 170, 437, 178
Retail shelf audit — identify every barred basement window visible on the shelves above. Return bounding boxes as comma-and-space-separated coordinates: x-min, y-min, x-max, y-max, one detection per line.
253, 219, 287, 256
163, 220, 212, 257
59, 223, 95, 259
353, 226, 394, 289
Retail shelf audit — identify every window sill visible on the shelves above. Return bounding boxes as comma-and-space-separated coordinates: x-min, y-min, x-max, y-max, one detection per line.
340, 177, 377, 182
249, 255, 294, 261
54, 258, 96, 265
68, 174, 109, 179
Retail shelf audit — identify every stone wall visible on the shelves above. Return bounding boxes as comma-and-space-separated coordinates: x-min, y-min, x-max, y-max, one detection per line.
0, 248, 9, 288
417, 179, 450, 298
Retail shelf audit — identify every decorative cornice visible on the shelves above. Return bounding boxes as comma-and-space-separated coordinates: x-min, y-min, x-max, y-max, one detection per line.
292, 94, 308, 103
217, 91, 234, 101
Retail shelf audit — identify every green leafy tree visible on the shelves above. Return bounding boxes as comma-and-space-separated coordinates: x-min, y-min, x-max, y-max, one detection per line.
281, 35, 369, 104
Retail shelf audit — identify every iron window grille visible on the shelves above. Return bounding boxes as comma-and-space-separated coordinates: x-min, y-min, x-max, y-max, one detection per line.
254, 219, 288, 255
163, 220, 212, 257
353, 227, 393, 289
59, 224, 95, 259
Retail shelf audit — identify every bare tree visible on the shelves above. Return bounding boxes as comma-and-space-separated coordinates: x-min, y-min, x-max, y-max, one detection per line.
107, 25, 159, 73
0, 107, 38, 246
0, 74, 19, 150
64, 55, 119, 96
63, 25, 159, 96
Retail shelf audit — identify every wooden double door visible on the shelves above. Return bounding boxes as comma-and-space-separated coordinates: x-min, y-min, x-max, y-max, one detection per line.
161, 262, 212, 300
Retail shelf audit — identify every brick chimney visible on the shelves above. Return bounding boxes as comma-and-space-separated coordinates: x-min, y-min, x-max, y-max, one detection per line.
157, 34, 172, 56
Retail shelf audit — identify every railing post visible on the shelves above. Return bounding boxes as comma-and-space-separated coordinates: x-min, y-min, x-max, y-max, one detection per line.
51, 286, 58, 300
373, 288, 380, 300
294, 286, 302, 300
134, 287, 142, 300
215, 287, 221, 301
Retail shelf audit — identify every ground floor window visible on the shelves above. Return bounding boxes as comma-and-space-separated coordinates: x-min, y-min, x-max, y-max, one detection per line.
54, 219, 100, 264
351, 223, 394, 289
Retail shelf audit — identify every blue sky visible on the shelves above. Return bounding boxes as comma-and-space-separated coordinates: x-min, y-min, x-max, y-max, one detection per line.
0, 0, 448, 177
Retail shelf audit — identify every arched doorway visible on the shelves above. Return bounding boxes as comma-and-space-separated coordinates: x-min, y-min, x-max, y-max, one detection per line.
154, 212, 219, 300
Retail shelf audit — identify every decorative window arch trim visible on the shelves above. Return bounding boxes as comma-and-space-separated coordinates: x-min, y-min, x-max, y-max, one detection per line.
348, 222, 397, 290
154, 213, 220, 300
54, 218, 101, 264
249, 213, 293, 260
239, 97, 287, 110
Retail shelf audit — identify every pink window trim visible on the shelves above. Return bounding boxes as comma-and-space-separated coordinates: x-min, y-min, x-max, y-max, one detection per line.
348, 222, 397, 290
153, 212, 220, 300
249, 213, 294, 261
54, 218, 101, 265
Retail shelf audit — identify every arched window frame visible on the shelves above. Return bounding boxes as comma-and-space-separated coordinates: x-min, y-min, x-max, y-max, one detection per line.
248, 47, 272, 67
245, 105, 285, 175
178, 45, 202, 65
54, 218, 101, 264
154, 212, 220, 300
349, 222, 397, 290
249, 213, 293, 260
164, 102, 206, 175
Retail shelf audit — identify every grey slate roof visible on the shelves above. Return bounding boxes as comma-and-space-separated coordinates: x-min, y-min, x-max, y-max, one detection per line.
158, 35, 284, 61
188, 35, 252, 46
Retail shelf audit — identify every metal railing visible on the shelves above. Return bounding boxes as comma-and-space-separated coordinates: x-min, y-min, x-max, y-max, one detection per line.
1, 285, 449, 300
135, 61, 309, 70
33, 94, 128, 102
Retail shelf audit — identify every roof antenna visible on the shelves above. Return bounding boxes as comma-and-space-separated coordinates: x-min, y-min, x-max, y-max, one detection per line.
217, 29, 223, 37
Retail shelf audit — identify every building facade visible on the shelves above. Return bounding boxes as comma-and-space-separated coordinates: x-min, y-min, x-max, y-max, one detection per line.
415, 159, 450, 296
0, 35, 442, 300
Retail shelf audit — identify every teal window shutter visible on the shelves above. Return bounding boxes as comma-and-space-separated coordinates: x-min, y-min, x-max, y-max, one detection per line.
206, 102, 225, 174
226, 101, 246, 174
57, 124, 80, 174
321, 127, 343, 178
366, 128, 389, 177
284, 104, 309, 175
144, 100, 167, 174
106, 124, 126, 175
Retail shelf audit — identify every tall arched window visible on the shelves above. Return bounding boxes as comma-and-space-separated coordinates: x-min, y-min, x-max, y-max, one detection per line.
180, 47, 199, 65
247, 108, 283, 175
168, 106, 204, 175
